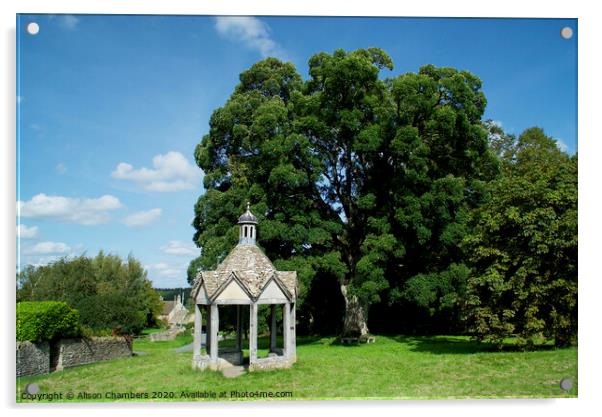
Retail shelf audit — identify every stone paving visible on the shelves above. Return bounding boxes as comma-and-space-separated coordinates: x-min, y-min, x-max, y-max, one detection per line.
174, 343, 194, 353
222, 365, 246, 378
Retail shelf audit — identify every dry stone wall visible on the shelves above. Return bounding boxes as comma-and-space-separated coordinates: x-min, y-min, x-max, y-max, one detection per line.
16, 341, 50, 377
56, 337, 132, 370
16, 337, 132, 377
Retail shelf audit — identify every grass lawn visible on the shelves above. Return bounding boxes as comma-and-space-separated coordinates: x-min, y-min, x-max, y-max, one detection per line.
140, 327, 166, 336
17, 333, 577, 402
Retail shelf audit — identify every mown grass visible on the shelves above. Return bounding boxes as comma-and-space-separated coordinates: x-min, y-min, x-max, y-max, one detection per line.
16, 334, 577, 402
140, 327, 166, 336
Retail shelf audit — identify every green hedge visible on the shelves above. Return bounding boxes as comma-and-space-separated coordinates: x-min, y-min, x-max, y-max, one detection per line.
16, 301, 81, 342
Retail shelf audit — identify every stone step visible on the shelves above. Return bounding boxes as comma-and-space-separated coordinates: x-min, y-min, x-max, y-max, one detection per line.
222, 365, 246, 378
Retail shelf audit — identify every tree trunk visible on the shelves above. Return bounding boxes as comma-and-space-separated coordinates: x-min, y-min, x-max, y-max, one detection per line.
340, 283, 369, 337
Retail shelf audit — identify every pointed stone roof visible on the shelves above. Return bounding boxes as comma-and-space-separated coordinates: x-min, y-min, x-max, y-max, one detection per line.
191, 245, 297, 301
238, 202, 258, 224
191, 206, 297, 303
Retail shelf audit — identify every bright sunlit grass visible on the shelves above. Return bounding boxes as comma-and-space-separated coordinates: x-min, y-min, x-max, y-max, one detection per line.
17, 333, 577, 402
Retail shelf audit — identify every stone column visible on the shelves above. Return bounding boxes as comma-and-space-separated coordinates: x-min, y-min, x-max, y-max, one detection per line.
193, 304, 202, 356
270, 304, 277, 352
210, 304, 219, 363
235, 305, 242, 351
249, 302, 258, 363
205, 305, 211, 356
290, 302, 296, 360
283, 302, 290, 358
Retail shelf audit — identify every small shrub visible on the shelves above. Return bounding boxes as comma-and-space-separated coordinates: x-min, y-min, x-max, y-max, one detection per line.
16, 301, 81, 342
76, 293, 147, 335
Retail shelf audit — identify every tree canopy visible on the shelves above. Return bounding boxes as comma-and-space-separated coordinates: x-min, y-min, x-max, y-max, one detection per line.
17, 251, 163, 335
463, 127, 577, 347
190, 48, 501, 336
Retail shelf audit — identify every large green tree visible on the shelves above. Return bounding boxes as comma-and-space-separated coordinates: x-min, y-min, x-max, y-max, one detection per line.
463, 127, 577, 347
378, 65, 498, 331
17, 251, 163, 334
190, 57, 337, 320
190, 49, 497, 336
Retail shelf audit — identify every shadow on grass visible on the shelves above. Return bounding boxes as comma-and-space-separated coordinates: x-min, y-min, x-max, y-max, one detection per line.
222, 335, 326, 350
296, 336, 329, 346
393, 335, 558, 354
323, 335, 486, 350
396, 336, 493, 354
328, 338, 372, 347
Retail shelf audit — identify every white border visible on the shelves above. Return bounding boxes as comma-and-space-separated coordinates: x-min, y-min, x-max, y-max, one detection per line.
3, 0, 588, 17
3, 1, 600, 416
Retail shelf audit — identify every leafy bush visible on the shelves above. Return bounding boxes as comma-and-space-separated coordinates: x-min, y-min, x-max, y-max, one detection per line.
76, 293, 148, 335
17, 252, 163, 335
17, 301, 81, 342
80, 326, 113, 338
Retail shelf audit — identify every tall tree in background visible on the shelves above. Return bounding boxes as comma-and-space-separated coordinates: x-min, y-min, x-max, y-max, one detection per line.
190, 49, 498, 336
190, 57, 339, 321
295, 49, 396, 336
463, 127, 577, 347
382, 66, 498, 331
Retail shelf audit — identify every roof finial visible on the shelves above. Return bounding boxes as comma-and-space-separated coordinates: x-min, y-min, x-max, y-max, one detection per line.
247, 201, 250, 212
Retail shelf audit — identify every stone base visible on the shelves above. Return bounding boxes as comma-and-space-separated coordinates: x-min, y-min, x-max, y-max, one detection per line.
192, 349, 243, 371
192, 351, 297, 372
248, 355, 296, 372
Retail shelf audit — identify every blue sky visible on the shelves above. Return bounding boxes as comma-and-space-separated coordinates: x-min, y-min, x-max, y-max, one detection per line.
16, 15, 577, 288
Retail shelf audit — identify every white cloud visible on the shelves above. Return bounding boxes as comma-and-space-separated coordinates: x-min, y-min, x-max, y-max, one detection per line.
144, 262, 190, 287
59, 15, 79, 30
22, 255, 63, 268
17, 224, 38, 239
112, 151, 202, 192
148, 262, 169, 270
56, 163, 67, 175
26, 241, 71, 255
161, 240, 197, 256
145, 262, 184, 278
214, 16, 286, 59
19, 244, 86, 270
556, 138, 569, 153
123, 208, 162, 227
18, 194, 123, 225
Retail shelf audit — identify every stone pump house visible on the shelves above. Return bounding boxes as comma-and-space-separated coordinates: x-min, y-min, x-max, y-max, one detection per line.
190, 204, 297, 371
